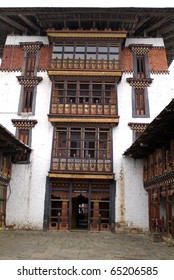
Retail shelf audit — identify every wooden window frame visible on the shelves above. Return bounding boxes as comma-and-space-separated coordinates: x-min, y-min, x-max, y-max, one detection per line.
21, 87, 34, 113
136, 55, 146, 78
52, 42, 119, 62
135, 88, 146, 116
132, 87, 150, 118
51, 79, 116, 106
25, 52, 37, 77
53, 126, 111, 161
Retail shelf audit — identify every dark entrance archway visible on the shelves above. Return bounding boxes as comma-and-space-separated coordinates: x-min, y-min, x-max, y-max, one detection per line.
72, 195, 88, 229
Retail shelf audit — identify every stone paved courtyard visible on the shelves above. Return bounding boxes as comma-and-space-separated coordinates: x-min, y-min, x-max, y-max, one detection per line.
0, 230, 174, 260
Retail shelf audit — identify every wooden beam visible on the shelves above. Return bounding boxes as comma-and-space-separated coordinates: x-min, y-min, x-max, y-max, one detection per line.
134, 16, 149, 31
164, 33, 174, 40
159, 22, 174, 35
145, 17, 171, 34
48, 117, 119, 124
0, 15, 26, 32
18, 13, 39, 31
47, 70, 122, 77
165, 41, 174, 48
48, 172, 114, 180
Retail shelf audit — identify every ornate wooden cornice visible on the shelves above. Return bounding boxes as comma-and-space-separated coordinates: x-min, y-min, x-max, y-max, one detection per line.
16, 76, 43, 87
126, 77, 153, 88
144, 170, 174, 190
19, 41, 43, 53
128, 122, 149, 133
11, 119, 38, 129
128, 44, 153, 55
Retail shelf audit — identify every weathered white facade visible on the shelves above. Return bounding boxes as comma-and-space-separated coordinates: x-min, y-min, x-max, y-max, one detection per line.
0, 35, 173, 231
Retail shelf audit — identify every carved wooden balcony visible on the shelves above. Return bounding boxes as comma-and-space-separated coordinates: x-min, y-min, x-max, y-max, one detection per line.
51, 157, 112, 174
50, 58, 119, 71
50, 99, 117, 117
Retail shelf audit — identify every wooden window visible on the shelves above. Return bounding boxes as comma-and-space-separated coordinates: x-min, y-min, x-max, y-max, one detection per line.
22, 87, 34, 113
79, 83, 89, 103
136, 56, 146, 78
75, 45, 85, 59
105, 84, 115, 104
84, 129, 95, 158
70, 128, 81, 157
25, 52, 36, 76
53, 128, 66, 158
52, 80, 116, 105
16, 129, 30, 162
53, 82, 64, 103
63, 44, 74, 59
53, 127, 111, 160
135, 88, 145, 115
66, 82, 77, 103
52, 43, 119, 62
92, 83, 102, 104
18, 129, 29, 145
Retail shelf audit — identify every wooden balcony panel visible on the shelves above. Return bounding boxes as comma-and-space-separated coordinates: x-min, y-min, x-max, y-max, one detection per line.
51, 158, 112, 173
50, 103, 117, 116
50, 58, 119, 71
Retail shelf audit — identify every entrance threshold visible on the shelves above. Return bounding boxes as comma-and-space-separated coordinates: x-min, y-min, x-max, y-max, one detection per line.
70, 228, 89, 232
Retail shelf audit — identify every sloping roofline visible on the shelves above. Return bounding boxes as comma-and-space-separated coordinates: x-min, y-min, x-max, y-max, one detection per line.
124, 99, 174, 158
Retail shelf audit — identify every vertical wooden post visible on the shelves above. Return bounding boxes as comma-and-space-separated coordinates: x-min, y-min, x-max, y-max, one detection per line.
93, 201, 99, 230
60, 200, 68, 230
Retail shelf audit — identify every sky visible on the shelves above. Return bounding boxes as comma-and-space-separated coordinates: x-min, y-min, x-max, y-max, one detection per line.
0, 1, 174, 8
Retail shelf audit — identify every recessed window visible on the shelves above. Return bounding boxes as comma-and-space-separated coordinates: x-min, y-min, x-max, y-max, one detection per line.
22, 87, 34, 113
53, 127, 111, 160
25, 52, 36, 77
52, 42, 119, 62
18, 129, 29, 145
136, 56, 146, 78
133, 88, 149, 118
52, 80, 116, 105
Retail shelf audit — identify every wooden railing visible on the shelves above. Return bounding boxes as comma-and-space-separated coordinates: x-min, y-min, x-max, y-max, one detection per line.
51, 157, 112, 173
50, 100, 117, 116
50, 58, 119, 71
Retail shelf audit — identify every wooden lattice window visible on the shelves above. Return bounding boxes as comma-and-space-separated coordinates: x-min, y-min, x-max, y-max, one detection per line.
53, 127, 111, 160
25, 52, 36, 76
52, 80, 116, 105
52, 43, 119, 61
136, 56, 146, 78
135, 88, 145, 116
22, 87, 34, 113
18, 129, 29, 145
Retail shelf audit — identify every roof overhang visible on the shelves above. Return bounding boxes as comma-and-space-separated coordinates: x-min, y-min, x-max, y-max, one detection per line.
124, 99, 174, 158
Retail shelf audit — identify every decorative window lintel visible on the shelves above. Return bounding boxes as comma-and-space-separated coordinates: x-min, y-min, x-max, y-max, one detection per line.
19, 41, 43, 53
16, 76, 43, 87
126, 77, 153, 88
128, 122, 148, 133
128, 44, 153, 55
11, 119, 38, 129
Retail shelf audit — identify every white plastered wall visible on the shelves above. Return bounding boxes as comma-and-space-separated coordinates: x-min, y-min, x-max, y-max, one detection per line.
0, 36, 52, 229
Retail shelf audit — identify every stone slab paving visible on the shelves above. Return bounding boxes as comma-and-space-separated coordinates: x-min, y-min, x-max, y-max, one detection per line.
0, 230, 174, 260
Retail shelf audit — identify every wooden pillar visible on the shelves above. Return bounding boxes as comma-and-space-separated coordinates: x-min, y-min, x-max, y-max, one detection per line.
60, 200, 68, 230
92, 201, 99, 230
166, 186, 170, 234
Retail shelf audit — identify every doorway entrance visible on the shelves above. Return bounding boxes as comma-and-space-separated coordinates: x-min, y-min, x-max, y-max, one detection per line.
72, 195, 88, 229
